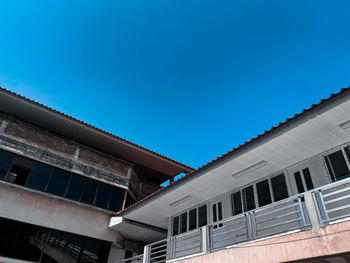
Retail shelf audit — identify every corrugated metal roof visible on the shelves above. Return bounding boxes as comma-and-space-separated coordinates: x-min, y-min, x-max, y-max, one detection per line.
117, 86, 350, 216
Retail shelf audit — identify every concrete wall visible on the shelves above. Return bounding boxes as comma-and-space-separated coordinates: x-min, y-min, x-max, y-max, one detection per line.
173, 220, 350, 263
0, 181, 121, 242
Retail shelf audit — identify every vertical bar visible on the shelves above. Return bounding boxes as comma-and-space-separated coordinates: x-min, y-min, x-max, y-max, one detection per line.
297, 197, 306, 227
142, 245, 150, 263
318, 190, 329, 224
251, 211, 257, 238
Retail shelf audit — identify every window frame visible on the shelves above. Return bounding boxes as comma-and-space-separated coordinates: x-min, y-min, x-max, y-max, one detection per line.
322, 143, 350, 183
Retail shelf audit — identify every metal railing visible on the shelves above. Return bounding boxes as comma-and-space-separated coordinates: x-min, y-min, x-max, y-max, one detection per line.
120, 177, 350, 263
118, 254, 143, 263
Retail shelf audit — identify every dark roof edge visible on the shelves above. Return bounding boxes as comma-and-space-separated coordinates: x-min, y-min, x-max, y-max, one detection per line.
0, 86, 194, 172
116, 86, 350, 217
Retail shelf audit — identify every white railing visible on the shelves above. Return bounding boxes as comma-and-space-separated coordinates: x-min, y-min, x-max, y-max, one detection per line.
120, 177, 350, 263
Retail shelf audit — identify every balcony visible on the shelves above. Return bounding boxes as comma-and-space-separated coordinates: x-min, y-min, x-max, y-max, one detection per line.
119, 177, 350, 263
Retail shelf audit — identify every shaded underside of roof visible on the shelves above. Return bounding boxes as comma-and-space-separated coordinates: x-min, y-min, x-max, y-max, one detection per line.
0, 86, 193, 178
117, 86, 350, 216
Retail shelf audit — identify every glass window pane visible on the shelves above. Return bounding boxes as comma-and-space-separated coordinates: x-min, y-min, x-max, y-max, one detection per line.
189, 209, 197, 231
212, 204, 217, 222
25, 163, 52, 191
325, 156, 335, 182
198, 205, 207, 227
271, 174, 289, 202
302, 168, 314, 190
0, 150, 14, 180
327, 150, 350, 181
294, 171, 304, 194
242, 186, 255, 211
345, 146, 350, 163
256, 179, 272, 206
218, 202, 223, 221
180, 213, 187, 234
80, 179, 98, 205
172, 216, 179, 236
66, 175, 85, 201
231, 191, 242, 216
95, 183, 112, 209
46, 169, 70, 196
108, 187, 124, 211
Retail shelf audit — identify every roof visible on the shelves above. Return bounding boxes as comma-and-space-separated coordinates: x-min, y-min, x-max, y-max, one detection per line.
117, 86, 350, 215
0, 86, 194, 178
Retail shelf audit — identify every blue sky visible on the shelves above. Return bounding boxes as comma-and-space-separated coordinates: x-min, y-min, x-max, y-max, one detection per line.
0, 0, 349, 169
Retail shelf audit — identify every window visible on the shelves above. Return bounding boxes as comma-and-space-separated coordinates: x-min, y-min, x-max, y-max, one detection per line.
188, 208, 197, 231
46, 168, 70, 196
271, 173, 289, 201
231, 191, 242, 216
302, 168, 314, 190
95, 183, 112, 209
242, 185, 255, 211
80, 179, 98, 205
256, 179, 272, 206
66, 175, 85, 201
172, 216, 179, 236
108, 187, 124, 211
324, 150, 350, 182
25, 163, 52, 191
198, 205, 207, 227
294, 171, 304, 194
180, 213, 187, 234
0, 150, 14, 180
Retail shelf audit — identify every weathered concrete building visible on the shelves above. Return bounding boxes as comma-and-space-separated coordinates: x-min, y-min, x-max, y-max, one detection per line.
0, 87, 193, 263
113, 87, 350, 263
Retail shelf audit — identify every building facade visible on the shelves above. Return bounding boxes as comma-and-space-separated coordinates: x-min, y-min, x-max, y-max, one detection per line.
0, 87, 193, 263
113, 87, 350, 263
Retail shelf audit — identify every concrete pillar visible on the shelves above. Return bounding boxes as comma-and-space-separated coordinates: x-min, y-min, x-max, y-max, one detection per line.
304, 192, 320, 229
201, 226, 209, 254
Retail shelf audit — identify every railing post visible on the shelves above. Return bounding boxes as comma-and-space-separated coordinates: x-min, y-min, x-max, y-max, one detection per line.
201, 226, 209, 254
304, 192, 321, 230
142, 245, 150, 263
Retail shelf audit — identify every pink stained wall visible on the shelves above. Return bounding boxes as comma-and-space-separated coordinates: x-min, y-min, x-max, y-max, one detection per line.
174, 220, 350, 263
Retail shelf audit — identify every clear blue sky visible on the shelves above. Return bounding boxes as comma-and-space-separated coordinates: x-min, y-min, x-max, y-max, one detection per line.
0, 0, 349, 169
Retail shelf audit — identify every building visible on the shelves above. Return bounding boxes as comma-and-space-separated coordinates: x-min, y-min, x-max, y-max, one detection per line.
113, 87, 350, 263
0, 87, 193, 263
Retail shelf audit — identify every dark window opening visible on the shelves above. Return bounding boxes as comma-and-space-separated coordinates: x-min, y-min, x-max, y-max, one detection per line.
25, 163, 52, 192
218, 202, 223, 221
108, 188, 124, 212
231, 191, 242, 216
325, 150, 350, 181
80, 179, 98, 205
189, 209, 197, 231
344, 146, 350, 163
294, 171, 305, 194
256, 179, 272, 207
180, 213, 187, 234
46, 168, 70, 196
7, 165, 31, 186
0, 150, 14, 180
302, 168, 314, 190
198, 205, 207, 227
95, 183, 112, 209
271, 174, 289, 201
242, 185, 255, 211
212, 204, 217, 223
172, 216, 179, 236
66, 175, 85, 201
